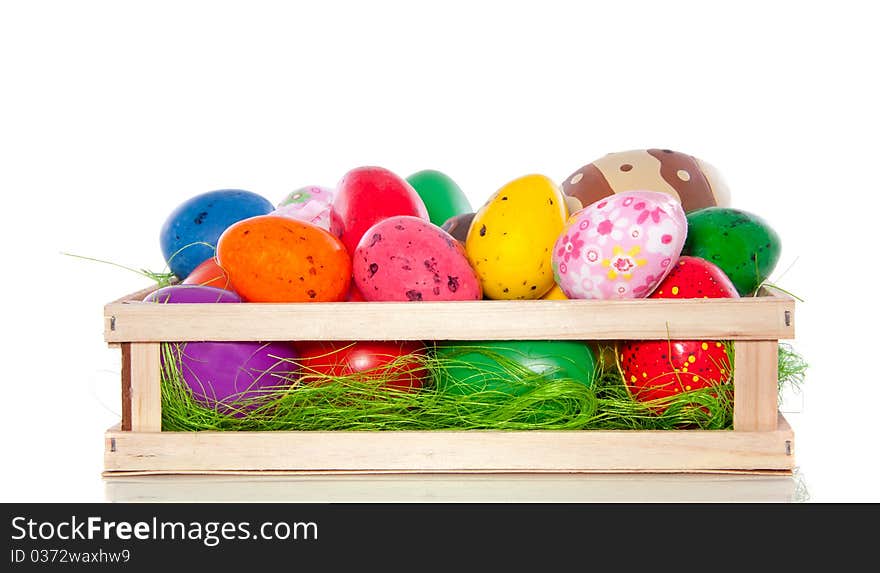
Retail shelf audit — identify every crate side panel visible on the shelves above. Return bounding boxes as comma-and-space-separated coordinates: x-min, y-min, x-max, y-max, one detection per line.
105, 415, 794, 473
105, 297, 794, 343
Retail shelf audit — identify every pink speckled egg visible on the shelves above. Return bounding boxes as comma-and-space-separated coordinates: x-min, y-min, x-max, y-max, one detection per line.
271, 186, 338, 235
551, 191, 687, 299
353, 215, 481, 301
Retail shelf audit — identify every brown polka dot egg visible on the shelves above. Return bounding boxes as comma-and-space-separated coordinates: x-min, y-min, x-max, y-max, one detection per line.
562, 149, 730, 213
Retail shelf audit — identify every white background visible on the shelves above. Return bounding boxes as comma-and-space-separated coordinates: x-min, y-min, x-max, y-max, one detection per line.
1, 0, 877, 502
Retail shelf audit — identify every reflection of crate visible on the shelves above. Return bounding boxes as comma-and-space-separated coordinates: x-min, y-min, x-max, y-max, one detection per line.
102, 285, 796, 476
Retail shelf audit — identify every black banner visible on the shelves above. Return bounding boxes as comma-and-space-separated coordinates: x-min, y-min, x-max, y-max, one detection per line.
2, 503, 876, 569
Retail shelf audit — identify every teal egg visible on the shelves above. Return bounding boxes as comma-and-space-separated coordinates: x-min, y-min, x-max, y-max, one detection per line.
406, 170, 473, 227
433, 340, 596, 396
683, 207, 782, 296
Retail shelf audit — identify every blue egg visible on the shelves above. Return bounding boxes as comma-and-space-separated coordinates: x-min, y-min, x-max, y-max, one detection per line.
159, 189, 274, 279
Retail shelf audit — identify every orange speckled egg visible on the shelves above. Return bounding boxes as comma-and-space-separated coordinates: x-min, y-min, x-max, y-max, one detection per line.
217, 215, 351, 302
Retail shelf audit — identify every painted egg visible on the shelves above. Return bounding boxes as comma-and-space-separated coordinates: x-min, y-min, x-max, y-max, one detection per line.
683, 207, 782, 296
272, 185, 336, 234
296, 341, 427, 391
159, 189, 274, 280
345, 283, 367, 301
142, 285, 298, 409
562, 149, 730, 214
616, 340, 731, 405
332, 166, 429, 254
216, 215, 351, 302
440, 212, 476, 244
181, 257, 235, 292
466, 174, 567, 299
353, 215, 481, 301
552, 191, 687, 299
650, 256, 739, 299
620, 256, 738, 408
434, 340, 596, 396
406, 169, 473, 227
541, 284, 568, 300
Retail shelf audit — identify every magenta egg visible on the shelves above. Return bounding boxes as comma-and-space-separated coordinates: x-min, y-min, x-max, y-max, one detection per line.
143, 285, 299, 410
353, 215, 481, 301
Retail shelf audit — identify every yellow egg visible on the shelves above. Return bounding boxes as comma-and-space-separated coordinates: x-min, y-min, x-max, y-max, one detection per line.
466, 174, 567, 299
541, 284, 568, 300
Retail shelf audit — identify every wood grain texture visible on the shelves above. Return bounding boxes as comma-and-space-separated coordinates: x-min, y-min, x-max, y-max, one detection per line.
104, 293, 795, 343
104, 414, 795, 474
120, 343, 132, 431
733, 340, 780, 431
129, 343, 162, 432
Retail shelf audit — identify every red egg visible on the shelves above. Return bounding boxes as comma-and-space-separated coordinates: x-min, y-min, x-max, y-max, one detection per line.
181, 257, 235, 292
617, 256, 738, 409
353, 215, 481, 301
617, 340, 731, 405
650, 256, 739, 299
216, 215, 351, 302
332, 166, 429, 254
296, 341, 427, 391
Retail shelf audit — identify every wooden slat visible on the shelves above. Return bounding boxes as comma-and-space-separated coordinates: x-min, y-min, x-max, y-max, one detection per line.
120, 343, 132, 431
103, 472, 801, 502
104, 414, 794, 473
104, 295, 795, 343
129, 343, 162, 432
733, 340, 779, 431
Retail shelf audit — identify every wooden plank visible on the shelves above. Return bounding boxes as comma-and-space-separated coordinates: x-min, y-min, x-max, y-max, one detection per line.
120, 343, 132, 431
104, 295, 795, 343
105, 414, 794, 473
129, 343, 162, 432
103, 472, 801, 502
733, 340, 779, 431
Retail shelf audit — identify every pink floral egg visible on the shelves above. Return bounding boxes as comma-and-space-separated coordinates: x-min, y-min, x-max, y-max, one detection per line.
551, 191, 687, 299
271, 186, 338, 235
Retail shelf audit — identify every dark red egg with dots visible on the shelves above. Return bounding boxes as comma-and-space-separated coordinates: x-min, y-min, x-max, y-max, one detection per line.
296, 341, 427, 391
332, 166, 430, 254
353, 215, 482, 301
617, 340, 731, 405
182, 257, 236, 292
650, 256, 739, 299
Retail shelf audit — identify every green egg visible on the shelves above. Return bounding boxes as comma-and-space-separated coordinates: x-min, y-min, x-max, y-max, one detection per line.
406, 169, 473, 227
433, 340, 596, 396
683, 207, 782, 296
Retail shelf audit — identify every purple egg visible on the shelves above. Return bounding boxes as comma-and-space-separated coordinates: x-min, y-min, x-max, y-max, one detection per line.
142, 285, 299, 410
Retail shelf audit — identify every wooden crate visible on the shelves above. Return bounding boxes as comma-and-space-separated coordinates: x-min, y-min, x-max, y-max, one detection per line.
102, 285, 796, 476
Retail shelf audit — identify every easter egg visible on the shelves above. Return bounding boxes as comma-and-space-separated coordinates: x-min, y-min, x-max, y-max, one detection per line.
159, 189, 274, 280
143, 285, 298, 409
181, 257, 235, 292
466, 174, 567, 299
353, 215, 481, 301
332, 166, 429, 254
552, 191, 687, 299
216, 215, 351, 302
434, 340, 596, 396
683, 207, 782, 296
541, 284, 568, 300
406, 170, 473, 227
272, 185, 336, 234
616, 340, 731, 404
296, 341, 427, 391
145, 284, 242, 304
562, 149, 730, 214
440, 212, 476, 244
345, 283, 367, 301
650, 256, 739, 299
